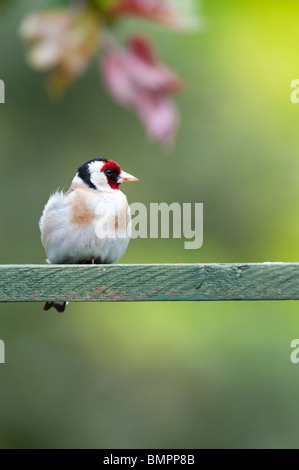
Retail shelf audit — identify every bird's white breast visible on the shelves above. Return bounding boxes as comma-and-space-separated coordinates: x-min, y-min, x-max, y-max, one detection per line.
39, 186, 131, 264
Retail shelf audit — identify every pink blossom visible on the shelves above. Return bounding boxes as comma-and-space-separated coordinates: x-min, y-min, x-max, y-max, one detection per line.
101, 36, 181, 145
107, 0, 199, 30
20, 9, 100, 93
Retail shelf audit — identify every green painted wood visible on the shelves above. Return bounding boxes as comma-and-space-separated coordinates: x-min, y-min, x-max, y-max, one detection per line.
0, 263, 298, 303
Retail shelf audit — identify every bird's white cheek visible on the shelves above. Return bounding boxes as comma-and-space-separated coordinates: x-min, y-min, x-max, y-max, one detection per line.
90, 171, 108, 190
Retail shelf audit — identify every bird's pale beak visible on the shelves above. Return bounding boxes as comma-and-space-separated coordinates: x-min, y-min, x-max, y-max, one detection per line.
118, 170, 139, 184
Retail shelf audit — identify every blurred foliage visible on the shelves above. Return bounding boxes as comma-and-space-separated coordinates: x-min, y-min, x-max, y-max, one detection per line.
1, 0, 299, 449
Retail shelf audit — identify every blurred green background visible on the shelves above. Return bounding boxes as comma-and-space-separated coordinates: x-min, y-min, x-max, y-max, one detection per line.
1, 0, 299, 449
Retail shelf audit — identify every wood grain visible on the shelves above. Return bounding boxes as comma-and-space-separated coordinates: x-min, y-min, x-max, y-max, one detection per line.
0, 263, 298, 303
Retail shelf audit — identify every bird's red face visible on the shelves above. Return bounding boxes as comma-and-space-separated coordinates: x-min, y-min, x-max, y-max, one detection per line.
101, 160, 122, 190
101, 159, 138, 190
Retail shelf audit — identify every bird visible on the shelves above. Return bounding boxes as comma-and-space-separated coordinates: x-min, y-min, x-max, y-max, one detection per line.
39, 157, 138, 312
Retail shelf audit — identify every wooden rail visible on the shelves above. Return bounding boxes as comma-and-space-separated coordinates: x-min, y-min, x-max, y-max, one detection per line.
0, 263, 298, 303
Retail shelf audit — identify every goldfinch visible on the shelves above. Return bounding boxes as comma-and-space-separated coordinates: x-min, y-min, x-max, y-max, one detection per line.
39, 157, 138, 312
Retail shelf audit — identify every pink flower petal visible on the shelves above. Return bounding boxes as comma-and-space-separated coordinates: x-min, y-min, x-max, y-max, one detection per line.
101, 51, 136, 107
109, 0, 179, 28
20, 9, 100, 93
136, 92, 180, 145
100, 35, 181, 145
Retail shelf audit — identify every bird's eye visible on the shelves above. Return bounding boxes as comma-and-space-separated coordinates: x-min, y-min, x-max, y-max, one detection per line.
105, 169, 113, 176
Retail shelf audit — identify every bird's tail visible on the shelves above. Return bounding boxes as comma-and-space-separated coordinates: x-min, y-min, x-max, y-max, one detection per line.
43, 301, 67, 313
